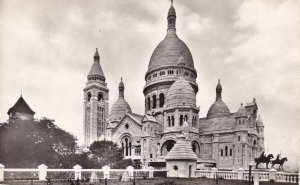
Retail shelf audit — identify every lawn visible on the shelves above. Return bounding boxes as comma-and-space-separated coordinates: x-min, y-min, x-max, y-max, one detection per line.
0, 178, 296, 185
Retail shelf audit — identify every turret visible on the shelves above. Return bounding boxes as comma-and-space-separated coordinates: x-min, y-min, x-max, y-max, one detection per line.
83, 48, 109, 146
235, 103, 247, 127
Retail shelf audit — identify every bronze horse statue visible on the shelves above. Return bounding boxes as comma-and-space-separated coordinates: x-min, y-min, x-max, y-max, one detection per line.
254, 154, 274, 169
271, 157, 288, 170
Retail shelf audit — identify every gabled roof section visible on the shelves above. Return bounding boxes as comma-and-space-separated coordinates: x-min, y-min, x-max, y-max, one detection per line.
128, 112, 143, 123
7, 96, 35, 115
112, 113, 143, 134
142, 114, 158, 123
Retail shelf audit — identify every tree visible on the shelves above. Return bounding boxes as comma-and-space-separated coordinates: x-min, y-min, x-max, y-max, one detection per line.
0, 117, 77, 168
77, 140, 132, 169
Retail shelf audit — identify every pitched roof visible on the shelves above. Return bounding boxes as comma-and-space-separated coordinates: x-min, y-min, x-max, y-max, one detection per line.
165, 134, 197, 161
7, 96, 35, 115
128, 112, 144, 123
199, 115, 236, 132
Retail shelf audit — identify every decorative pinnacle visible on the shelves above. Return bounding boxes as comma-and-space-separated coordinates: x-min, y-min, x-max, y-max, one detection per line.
216, 79, 222, 100
171, 0, 173, 6
94, 48, 100, 61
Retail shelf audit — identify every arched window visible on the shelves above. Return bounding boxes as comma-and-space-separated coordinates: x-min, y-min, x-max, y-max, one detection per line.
159, 93, 164, 107
221, 149, 223, 156
122, 137, 132, 157
87, 92, 91, 102
152, 95, 157, 109
225, 146, 228, 156
230, 149, 232, 156
168, 116, 171, 127
171, 116, 175, 126
238, 136, 241, 141
180, 115, 184, 126
147, 97, 151, 110
125, 138, 129, 156
184, 115, 188, 122
98, 93, 103, 101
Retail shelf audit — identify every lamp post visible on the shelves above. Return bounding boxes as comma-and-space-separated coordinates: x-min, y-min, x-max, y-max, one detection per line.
248, 161, 255, 185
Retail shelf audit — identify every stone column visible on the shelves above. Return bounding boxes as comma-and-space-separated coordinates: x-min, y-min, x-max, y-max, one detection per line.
38, 164, 48, 180
102, 165, 110, 179
0, 163, 4, 181
174, 109, 179, 126
127, 166, 134, 179
237, 168, 244, 180
254, 172, 259, 185
269, 168, 277, 182
148, 166, 154, 178
73, 164, 82, 180
211, 167, 218, 179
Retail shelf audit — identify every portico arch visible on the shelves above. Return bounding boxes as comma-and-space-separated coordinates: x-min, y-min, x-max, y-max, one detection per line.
191, 140, 200, 157
161, 140, 176, 156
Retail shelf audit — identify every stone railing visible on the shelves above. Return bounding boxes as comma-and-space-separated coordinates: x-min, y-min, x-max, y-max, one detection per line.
195, 170, 211, 178
195, 168, 299, 183
0, 163, 167, 181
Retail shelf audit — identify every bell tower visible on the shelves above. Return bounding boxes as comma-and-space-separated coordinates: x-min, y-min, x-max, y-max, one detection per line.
83, 48, 109, 147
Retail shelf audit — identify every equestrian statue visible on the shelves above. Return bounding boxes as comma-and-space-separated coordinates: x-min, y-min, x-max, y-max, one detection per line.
254, 151, 274, 169
271, 154, 288, 170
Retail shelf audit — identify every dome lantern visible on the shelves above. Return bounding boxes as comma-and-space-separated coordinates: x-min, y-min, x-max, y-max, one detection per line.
216, 79, 222, 100
119, 77, 124, 98
167, 0, 176, 31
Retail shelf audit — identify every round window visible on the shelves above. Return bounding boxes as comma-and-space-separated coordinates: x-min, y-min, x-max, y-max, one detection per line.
173, 165, 178, 171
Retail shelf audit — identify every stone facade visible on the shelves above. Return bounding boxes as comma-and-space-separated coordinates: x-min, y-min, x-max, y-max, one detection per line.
83, 3, 265, 170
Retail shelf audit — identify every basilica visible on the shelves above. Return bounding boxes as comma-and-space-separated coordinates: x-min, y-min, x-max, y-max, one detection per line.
83, 3, 265, 170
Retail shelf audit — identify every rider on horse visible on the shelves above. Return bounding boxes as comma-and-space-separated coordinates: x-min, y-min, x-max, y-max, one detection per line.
260, 151, 266, 160
276, 154, 281, 161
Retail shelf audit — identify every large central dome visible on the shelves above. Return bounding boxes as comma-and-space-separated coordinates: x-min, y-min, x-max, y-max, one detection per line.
143, 3, 198, 116
148, 33, 194, 71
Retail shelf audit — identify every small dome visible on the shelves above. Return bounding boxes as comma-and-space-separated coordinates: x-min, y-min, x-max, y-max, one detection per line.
236, 103, 247, 117
165, 134, 197, 161
109, 98, 131, 122
165, 77, 196, 108
256, 115, 264, 127
207, 100, 230, 118
207, 79, 230, 118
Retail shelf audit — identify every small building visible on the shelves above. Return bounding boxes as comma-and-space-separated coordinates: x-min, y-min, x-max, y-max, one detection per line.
7, 95, 35, 121
165, 133, 197, 178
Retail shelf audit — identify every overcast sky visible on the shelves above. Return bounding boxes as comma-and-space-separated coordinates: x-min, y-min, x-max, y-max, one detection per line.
0, 0, 299, 171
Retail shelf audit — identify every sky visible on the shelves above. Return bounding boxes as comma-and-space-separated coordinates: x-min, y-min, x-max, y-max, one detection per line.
0, 0, 299, 171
